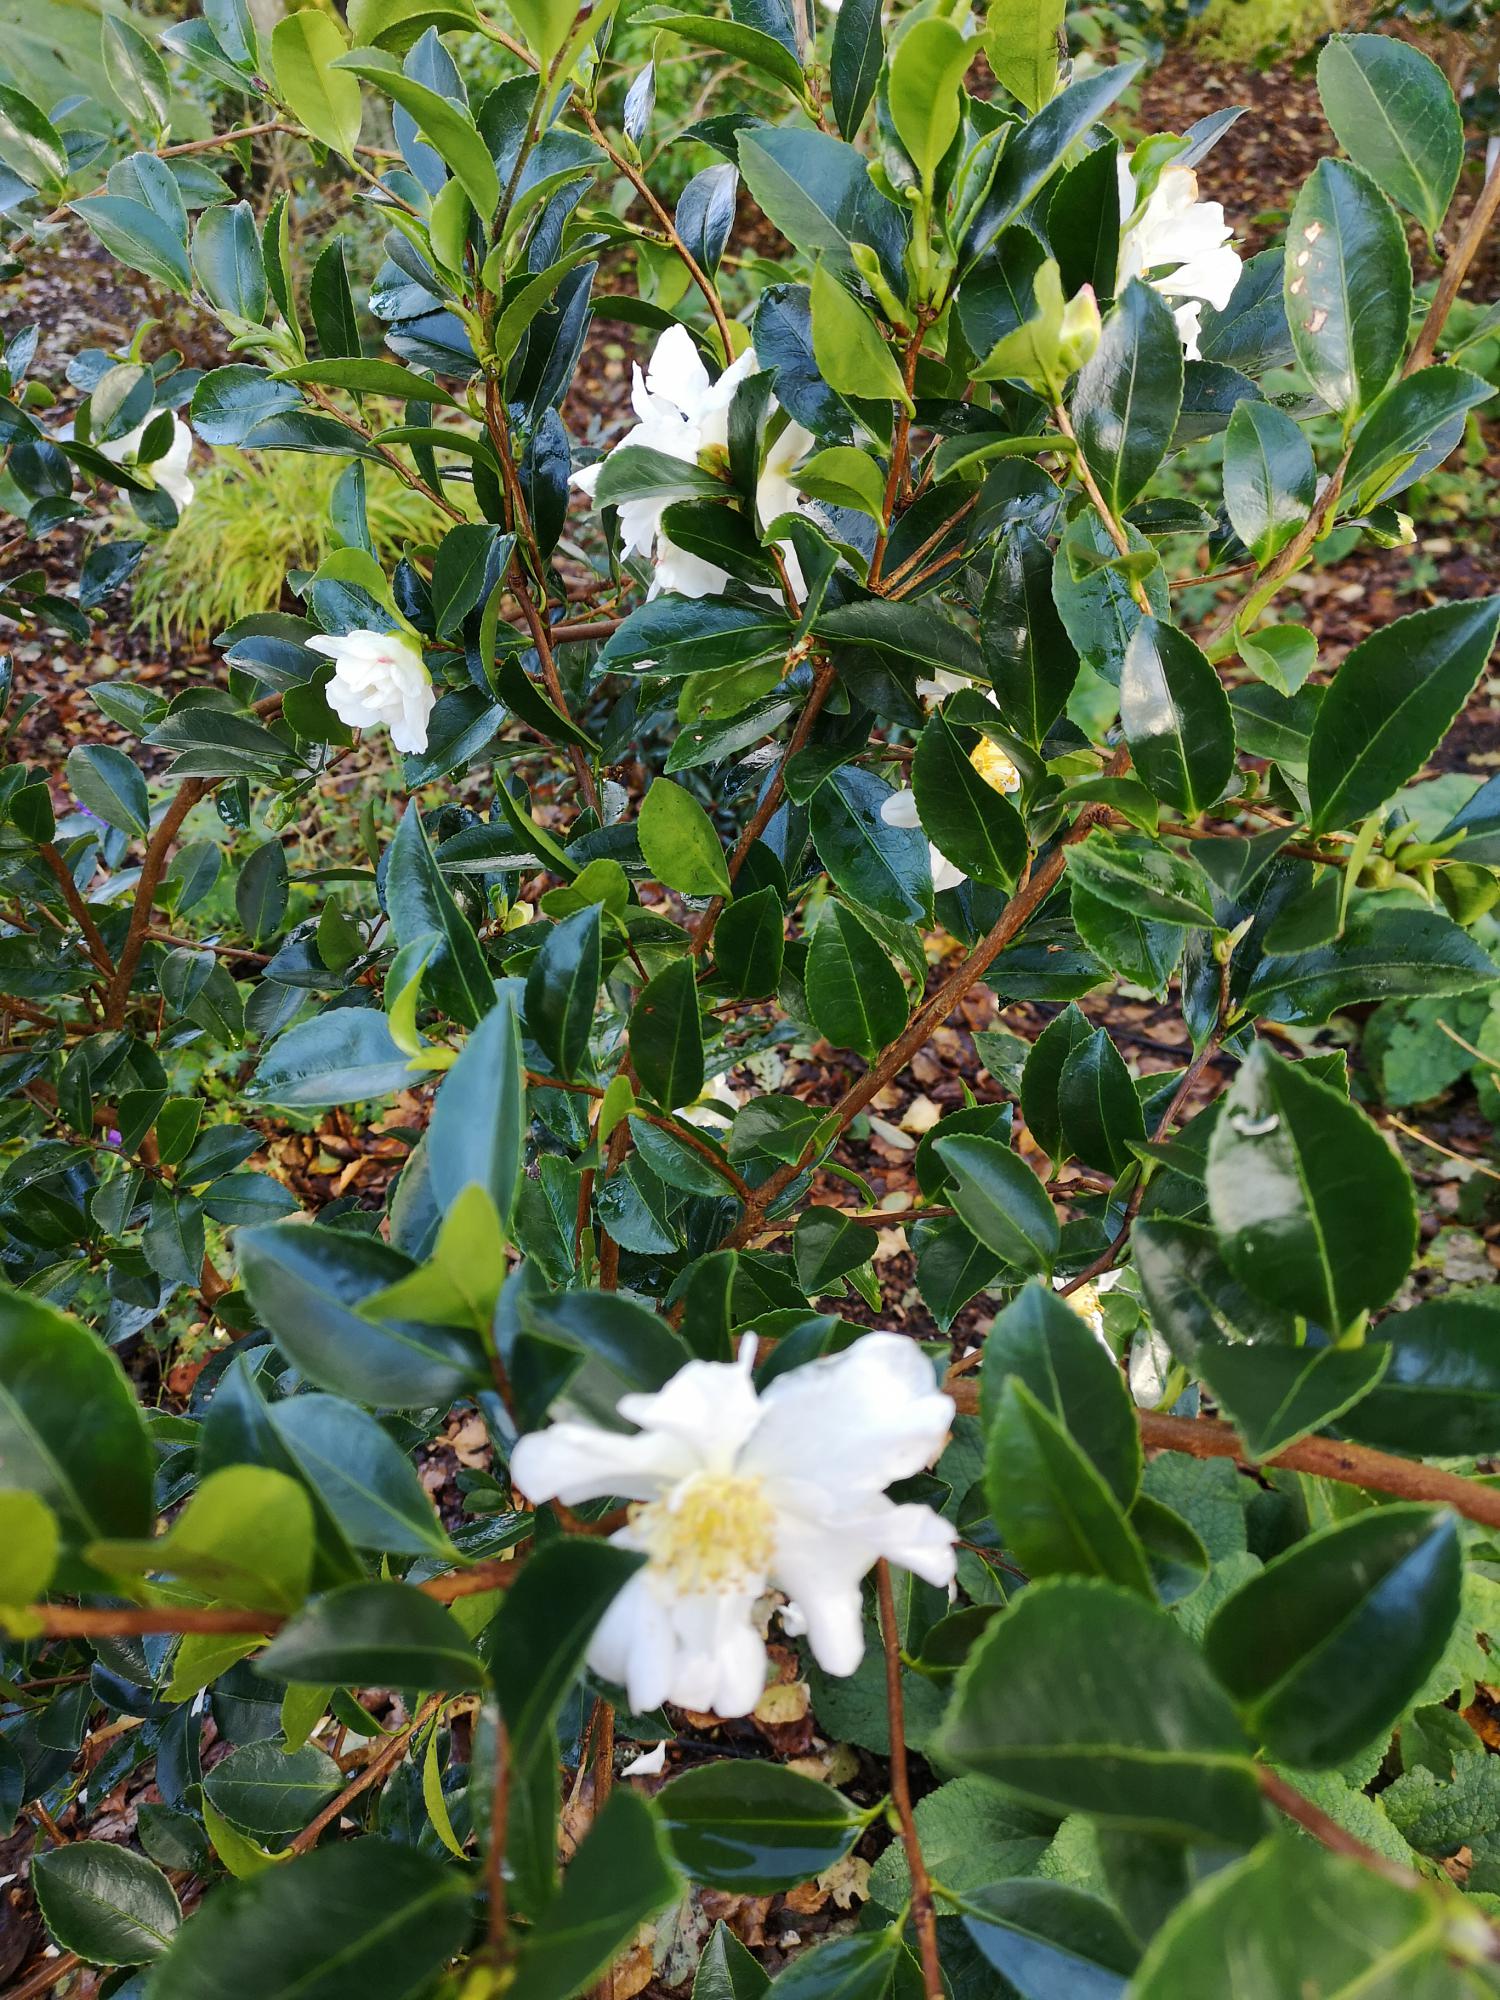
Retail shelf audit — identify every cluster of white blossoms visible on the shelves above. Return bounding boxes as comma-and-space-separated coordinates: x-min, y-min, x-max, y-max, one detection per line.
98, 412, 196, 513
510, 1333, 957, 1718
572, 325, 817, 600
1117, 154, 1241, 359
307, 629, 436, 754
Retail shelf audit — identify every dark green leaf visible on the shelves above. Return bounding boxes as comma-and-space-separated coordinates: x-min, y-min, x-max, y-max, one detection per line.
804, 903, 909, 1059
1072, 281, 1183, 517
631, 958, 705, 1110
66, 743, 149, 838
1120, 617, 1235, 818
1285, 158, 1410, 418
811, 767, 931, 925
1345, 366, 1493, 510
911, 709, 1027, 890
658, 1762, 867, 1893
959, 1879, 1138, 1998
941, 1578, 1263, 1844
1341, 1294, 1500, 1455
0, 1288, 153, 1541
1242, 902, 1500, 1022
428, 992, 526, 1222
1223, 401, 1315, 566
961, 62, 1141, 260
34, 1842, 180, 1964
1308, 598, 1500, 832
268, 1393, 454, 1557
1205, 1507, 1462, 1766
193, 200, 267, 322
1205, 1043, 1415, 1331
145, 1838, 470, 2000
508, 1790, 680, 2000
202, 1742, 342, 1842
525, 906, 601, 1082
387, 805, 493, 1027
250, 1010, 414, 1109
259, 1580, 483, 1689
1057, 1027, 1145, 1176
238, 1222, 483, 1407
1194, 1340, 1391, 1460
1020, 1003, 1095, 1166
794, 1205, 879, 1294
1318, 33, 1462, 237
829, 0, 881, 140
1066, 834, 1215, 929
714, 884, 784, 998
694, 1921, 771, 1999
736, 127, 906, 291
987, 1379, 1153, 1593
982, 523, 1080, 747
934, 1135, 1059, 1276
597, 597, 792, 678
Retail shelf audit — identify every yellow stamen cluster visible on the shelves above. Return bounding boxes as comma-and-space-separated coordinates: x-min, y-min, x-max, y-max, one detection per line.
969, 739, 1022, 797
633, 1473, 776, 1595
1068, 1281, 1106, 1341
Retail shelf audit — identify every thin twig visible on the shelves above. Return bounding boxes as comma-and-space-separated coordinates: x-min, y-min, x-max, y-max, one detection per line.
876, 1561, 943, 2000
289, 1696, 442, 1855
103, 781, 209, 1029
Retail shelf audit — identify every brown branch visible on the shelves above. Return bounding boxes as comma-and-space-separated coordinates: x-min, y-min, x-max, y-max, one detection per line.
868, 327, 930, 589
8, 1952, 82, 2000
876, 1560, 943, 2000
524, 1071, 752, 1202
39, 844, 114, 982
690, 656, 838, 958
1407, 155, 1500, 373
288, 1695, 443, 1855
23, 1553, 523, 1639
575, 102, 735, 359
934, 1376, 1500, 1535
102, 780, 209, 1030
723, 778, 1123, 1243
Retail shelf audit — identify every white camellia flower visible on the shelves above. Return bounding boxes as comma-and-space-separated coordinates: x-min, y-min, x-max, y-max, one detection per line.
509, 1334, 957, 1718
1117, 155, 1241, 360
306, 629, 436, 754
572, 324, 815, 599
98, 412, 196, 512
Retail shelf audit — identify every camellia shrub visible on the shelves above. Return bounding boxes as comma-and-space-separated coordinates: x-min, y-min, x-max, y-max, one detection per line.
4, 1, 1500, 1994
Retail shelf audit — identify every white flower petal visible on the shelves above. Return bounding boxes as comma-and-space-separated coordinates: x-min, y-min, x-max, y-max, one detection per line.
880, 789, 922, 830
743, 1333, 954, 1497
508, 1418, 700, 1506
617, 1355, 762, 1468
620, 1741, 669, 1778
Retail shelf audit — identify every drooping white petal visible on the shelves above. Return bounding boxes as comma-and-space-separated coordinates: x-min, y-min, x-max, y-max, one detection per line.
508, 1417, 701, 1506
769, 1498, 957, 1676
930, 844, 968, 894
648, 537, 731, 601
880, 789, 922, 830
587, 1566, 680, 1712
742, 1333, 954, 1497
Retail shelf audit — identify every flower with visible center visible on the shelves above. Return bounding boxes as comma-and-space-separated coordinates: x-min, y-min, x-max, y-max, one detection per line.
572, 325, 815, 600
508, 1334, 957, 1717
969, 738, 1021, 798
1117, 155, 1241, 359
306, 629, 436, 753
99, 413, 196, 513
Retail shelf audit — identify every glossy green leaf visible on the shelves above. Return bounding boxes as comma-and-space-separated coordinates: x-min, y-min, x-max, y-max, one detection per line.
794, 1206, 879, 1295
267, 1394, 454, 1558
1205, 1043, 1416, 1332
1120, 616, 1235, 818
1285, 158, 1410, 418
34, 1841, 180, 1964
202, 1742, 342, 1842
694, 1921, 771, 1999
639, 778, 732, 899
941, 1579, 1263, 1845
911, 708, 1027, 889
0, 1287, 153, 1542
0, 81, 68, 197
259, 1580, 483, 1690
1020, 1003, 1095, 1167
238, 1222, 483, 1408
810, 766, 932, 926
643, 9, 808, 103
1223, 400, 1315, 566
508, 1789, 681, 2000
387, 805, 494, 1027
829, 0, 881, 140
1342, 1293, 1500, 1455
658, 1762, 867, 1893
427, 991, 526, 1223
805, 903, 909, 1059
333, 51, 497, 215
1067, 832, 1215, 930
934, 1134, 1059, 1276
631, 957, 705, 1110
1131, 1837, 1474, 1999
1194, 1340, 1391, 1460
1318, 33, 1462, 237
250, 1009, 413, 1108
958, 1879, 1138, 1998
766, 1933, 901, 1998
525, 905, 601, 1082
1057, 1026, 1145, 1176
145, 1838, 471, 2000
982, 523, 1080, 747
67, 742, 149, 838
1308, 597, 1500, 832
193, 201, 267, 322
1205, 1507, 1462, 1766
1345, 365, 1493, 510
987, 1379, 1153, 1593
598, 598, 792, 678
91, 1464, 313, 1616
1072, 281, 1183, 517
737, 127, 905, 289
962, 62, 1140, 259
271, 12, 363, 159
1242, 902, 1500, 1022
714, 884, 784, 998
